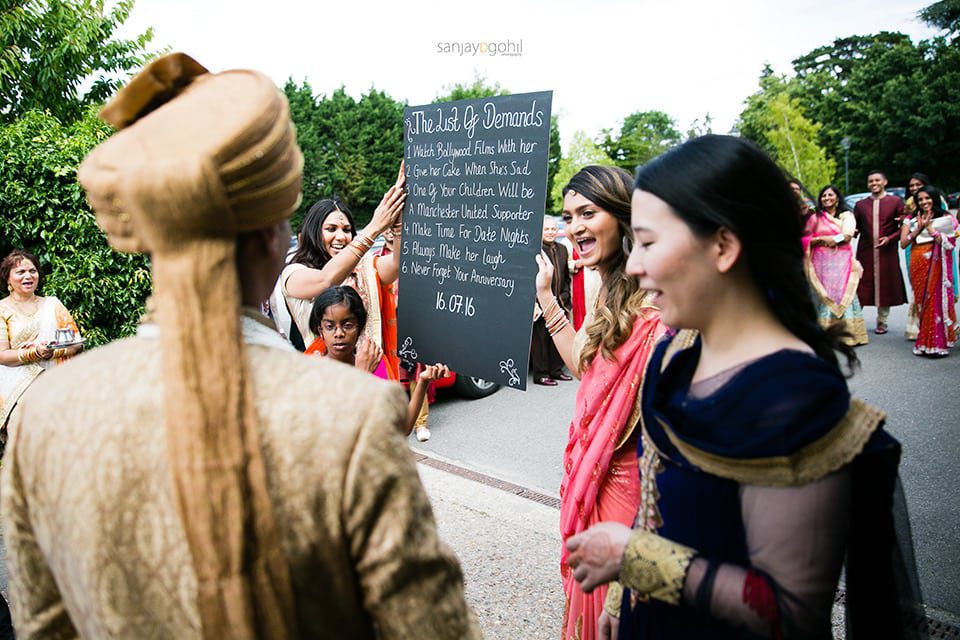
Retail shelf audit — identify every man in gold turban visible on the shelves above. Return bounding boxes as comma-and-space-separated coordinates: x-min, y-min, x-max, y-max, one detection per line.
1, 53, 480, 639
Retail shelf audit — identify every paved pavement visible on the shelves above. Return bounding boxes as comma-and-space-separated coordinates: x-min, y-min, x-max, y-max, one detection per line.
417, 463, 563, 638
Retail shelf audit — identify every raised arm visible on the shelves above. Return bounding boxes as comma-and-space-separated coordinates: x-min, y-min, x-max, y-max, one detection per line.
284, 184, 406, 299
535, 251, 581, 377
375, 221, 403, 286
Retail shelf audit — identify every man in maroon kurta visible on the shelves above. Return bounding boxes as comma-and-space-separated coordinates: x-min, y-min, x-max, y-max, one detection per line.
853, 170, 907, 333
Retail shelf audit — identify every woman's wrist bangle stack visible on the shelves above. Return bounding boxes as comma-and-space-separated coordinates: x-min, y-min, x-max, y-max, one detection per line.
549, 319, 569, 337
17, 346, 42, 364
541, 297, 560, 320
53, 348, 66, 360
544, 297, 569, 336
347, 233, 374, 260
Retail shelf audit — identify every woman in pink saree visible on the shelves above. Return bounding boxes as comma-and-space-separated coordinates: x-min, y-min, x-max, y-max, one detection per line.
803, 185, 868, 345
535, 166, 665, 640
900, 186, 958, 356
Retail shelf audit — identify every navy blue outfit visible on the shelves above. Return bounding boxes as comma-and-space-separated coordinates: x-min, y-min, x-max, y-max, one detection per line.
618, 335, 911, 639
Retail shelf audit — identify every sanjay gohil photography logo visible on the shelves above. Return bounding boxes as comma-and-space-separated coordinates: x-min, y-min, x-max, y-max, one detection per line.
436, 39, 523, 57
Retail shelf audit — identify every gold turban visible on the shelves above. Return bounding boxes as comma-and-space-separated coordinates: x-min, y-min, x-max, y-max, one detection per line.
78, 53, 302, 639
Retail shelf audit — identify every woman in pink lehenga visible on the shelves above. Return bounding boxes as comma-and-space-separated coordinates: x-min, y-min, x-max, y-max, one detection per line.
900, 186, 958, 356
803, 185, 869, 345
535, 166, 665, 640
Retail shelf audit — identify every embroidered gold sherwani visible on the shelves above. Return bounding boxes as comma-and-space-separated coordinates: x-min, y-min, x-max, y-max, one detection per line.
2, 315, 480, 639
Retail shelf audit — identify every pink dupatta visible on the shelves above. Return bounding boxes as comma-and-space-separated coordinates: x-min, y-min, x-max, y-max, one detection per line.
560, 308, 665, 564
803, 212, 861, 317
559, 308, 665, 640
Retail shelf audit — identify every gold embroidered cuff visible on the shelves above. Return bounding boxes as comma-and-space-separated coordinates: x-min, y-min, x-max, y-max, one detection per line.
619, 529, 696, 605
604, 581, 624, 618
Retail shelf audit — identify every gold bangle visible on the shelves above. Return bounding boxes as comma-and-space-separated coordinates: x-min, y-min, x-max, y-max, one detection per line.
347, 244, 364, 260
53, 348, 66, 360
354, 233, 374, 248
17, 348, 27, 364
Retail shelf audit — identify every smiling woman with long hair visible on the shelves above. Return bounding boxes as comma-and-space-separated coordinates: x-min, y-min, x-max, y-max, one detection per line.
279, 181, 405, 379
564, 136, 917, 640
900, 185, 958, 356
536, 165, 666, 640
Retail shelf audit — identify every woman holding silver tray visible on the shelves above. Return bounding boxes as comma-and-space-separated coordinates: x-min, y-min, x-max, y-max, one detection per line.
0, 249, 83, 433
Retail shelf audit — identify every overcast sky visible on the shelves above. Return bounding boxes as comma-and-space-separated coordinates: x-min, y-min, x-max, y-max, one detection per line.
119, 0, 940, 151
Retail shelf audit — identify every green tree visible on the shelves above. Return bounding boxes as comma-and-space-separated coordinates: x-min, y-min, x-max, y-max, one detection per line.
434, 75, 509, 102
736, 64, 783, 150
764, 94, 837, 189
0, 0, 156, 124
0, 108, 152, 345
436, 76, 562, 212
919, 0, 960, 39
685, 113, 713, 140
551, 130, 616, 208
598, 110, 681, 172
737, 68, 837, 189
285, 81, 405, 228
790, 32, 960, 187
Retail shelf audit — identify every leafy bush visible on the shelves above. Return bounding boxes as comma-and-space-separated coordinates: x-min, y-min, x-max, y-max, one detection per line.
1, 108, 151, 346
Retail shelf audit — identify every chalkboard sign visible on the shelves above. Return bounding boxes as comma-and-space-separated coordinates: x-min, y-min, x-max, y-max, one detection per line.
397, 91, 553, 391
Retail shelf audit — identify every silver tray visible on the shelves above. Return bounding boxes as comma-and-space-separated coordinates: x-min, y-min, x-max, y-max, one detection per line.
46, 338, 84, 349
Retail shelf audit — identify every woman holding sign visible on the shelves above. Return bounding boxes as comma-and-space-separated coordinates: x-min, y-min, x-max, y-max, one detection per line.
280, 172, 405, 379
536, 165, 665, 640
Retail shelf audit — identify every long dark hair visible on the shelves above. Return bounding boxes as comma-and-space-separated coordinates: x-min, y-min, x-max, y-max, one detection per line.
908, 172, 932, 196
309, 285, 367, 337
634, 135, 857, 372
290, 197, 356, 269
916, 186, 948, 219
563, 165, 648, 369
817, 184, 850, 214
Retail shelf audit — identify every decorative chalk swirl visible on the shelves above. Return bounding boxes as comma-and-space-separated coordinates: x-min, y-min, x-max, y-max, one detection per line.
499, 358, 521, 387
398, 336, 419, 360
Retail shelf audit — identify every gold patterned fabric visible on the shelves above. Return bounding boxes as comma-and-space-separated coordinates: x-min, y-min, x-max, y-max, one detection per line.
603, 581, 624, 617
76, 52, 304, 638
2, 325, 480, 639
654, 398, 884, 487
0, 296, 80, 426
619, 530, 696, 606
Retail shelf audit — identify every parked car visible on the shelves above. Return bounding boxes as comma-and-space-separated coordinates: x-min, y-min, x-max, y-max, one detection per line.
946, 192, 959, 212
432, 370, 500, 398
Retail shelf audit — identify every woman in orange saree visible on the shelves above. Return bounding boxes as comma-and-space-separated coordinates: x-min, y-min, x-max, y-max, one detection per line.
900, 186, 958, 356
536, 165, 665, 640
